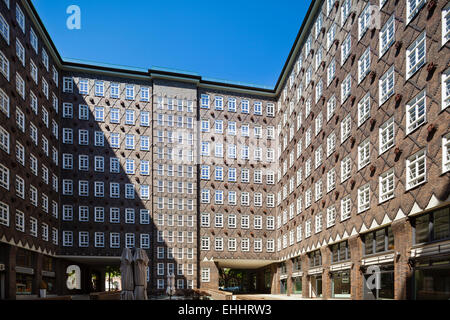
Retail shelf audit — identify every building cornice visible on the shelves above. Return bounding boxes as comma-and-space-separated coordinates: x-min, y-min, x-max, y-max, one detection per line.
22, 0, 319, 98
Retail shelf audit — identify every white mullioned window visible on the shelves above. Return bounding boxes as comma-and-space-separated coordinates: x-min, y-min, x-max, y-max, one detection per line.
327, 95, 336, 121
341, 195, 352, 221
327, 59, 335, 87
379, 169, 395, 203
358, 184, 371, 213
358, 3, 371, 40
406, 149, 427, 190
379, 66, 395, 105
327, 168, 336, 193
0, 50, 9, 82
380, 14, 395, 57
327, 132, 336, 157
327, 23, 336, 51
379, 117, 395, 154
358, 93, 371, 126
358, 139, 371, 170
327, 206, 336, 228
0, 13, 10, 45
341, 33, 351, 65
0, 88, 9, 117
406, 90, 426, 134
315, 213, 323, 234
358, 47, 371, 83
406, 32, 426, 79
442, 133, 450, 173
341, 0, 352, 25
443, 4, 450, 46
442, 68, 450, 110
406, 0, 426, 24
341, 114, 351, 143
341, 155, 352, 183
341, 73, 351, 104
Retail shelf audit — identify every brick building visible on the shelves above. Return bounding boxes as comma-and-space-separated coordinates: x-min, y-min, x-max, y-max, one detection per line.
0, 0, 449, 300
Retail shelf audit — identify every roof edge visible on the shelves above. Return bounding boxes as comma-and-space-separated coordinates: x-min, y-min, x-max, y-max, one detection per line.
23, 0, 318, 97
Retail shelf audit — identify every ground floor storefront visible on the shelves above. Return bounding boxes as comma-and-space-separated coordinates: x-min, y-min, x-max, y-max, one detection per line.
271, 206, 450, 300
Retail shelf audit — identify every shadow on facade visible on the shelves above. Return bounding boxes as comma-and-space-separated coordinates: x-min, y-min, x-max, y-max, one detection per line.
56, 78, 190, 298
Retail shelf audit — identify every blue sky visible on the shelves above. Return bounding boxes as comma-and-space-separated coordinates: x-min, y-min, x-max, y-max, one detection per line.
31, 0, 311, 88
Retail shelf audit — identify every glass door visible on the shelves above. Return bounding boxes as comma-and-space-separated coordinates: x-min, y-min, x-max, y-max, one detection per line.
280, 279, 287, 294
316, 276, 323, 298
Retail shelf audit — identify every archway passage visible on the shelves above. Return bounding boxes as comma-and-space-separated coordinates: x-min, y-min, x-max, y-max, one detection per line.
215, 259, 277, 294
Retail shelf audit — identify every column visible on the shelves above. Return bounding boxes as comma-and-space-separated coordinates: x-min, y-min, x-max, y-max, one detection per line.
348, 235, 363, 300
320, 246, 331, 300
199, 261, 219, 290
301, 254, 309, 298
7, 245, 17, 300
270, 263, 279, 294
286, 258, 292, 296
391, 217, 413, 300
34, 253, 43, 297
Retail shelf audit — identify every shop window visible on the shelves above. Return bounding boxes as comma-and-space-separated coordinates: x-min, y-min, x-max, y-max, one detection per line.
413, 206, 450, 244
414, 257, 450, 300
16, 249, 33, 268
363, 265, 394, 300
292, 257, 302, 272
16, 274, 33, 295
363, 226, 394, 256
42, 256, 54, 272
331, 271, 351, 298
280, 262, 287, 275
331, 240, 351, 263
293, 276, 302, 294
309, 250, 322, 267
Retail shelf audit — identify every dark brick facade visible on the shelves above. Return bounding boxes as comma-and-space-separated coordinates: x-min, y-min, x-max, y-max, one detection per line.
0, 0, 449, 300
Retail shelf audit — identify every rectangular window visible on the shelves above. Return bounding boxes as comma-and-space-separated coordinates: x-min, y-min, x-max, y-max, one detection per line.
341, 114, 351, 143
358, 4, 371, 40
414, 207, 450, 244
380, 15, 395, 57
341, 195, 352, 221
358, 93, 371, 126
379, 169, 395, 203
0, 13, 9, 45
200, 94, 210, 108
125, 85, 135, 100
341, 33, 351, 65
358, 139, 371, 170
379, 117, 395, 154
358, 47, 371, 83
341, 0, 351, 25
406, 90, 426, 134
63, 77, 73, 93
406, 149, 426, 190
16, 73, 25, 99
406, 0, 426, 24
379, 66, 395, 105
79, 79, 88, 95
95, 81, 104, 97
16, 39, 25, 66
358, 184, 371, 213
406, 32, 426, 79
443, 133, 450, 173
443, 5, 450, 45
